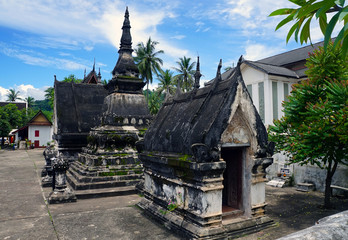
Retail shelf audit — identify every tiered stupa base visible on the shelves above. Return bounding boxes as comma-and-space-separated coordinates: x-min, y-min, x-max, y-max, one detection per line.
66, 125, 144, 199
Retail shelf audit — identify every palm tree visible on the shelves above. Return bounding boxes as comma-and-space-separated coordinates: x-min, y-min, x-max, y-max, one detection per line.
173, 56, 196, 92
25, 96, 35, 108
157, 69, 175, 97
6, 88, 22, 102
44, 87, 54, 109
134, 37, 164, 101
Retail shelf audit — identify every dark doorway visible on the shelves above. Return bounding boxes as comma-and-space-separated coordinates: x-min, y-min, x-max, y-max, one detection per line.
34, 140, 40, 148
222, 147, 244, 211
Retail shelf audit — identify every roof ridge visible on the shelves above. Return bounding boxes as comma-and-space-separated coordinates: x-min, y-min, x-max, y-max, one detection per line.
258, 39, 325, 62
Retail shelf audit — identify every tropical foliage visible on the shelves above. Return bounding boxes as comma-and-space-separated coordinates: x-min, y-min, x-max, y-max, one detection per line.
268, 42, 348, 208
25, 96, 35, 108
173, 56, 196, 92
6, 88, 22, 102
269, 0, 348, 56
0, 104, 24, 146
63, 74, 82, 83
146, 91, 164, 115
44, 87, 54, 110
157, 69, 175, 97
134, 37, 164, 100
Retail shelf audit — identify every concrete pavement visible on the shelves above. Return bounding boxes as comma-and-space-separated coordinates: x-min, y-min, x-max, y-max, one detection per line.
1, 148, 348, 240
0, 149, 180, 240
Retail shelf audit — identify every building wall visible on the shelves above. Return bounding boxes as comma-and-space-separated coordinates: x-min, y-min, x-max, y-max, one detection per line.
28, 125, 52, 147
241, 65, 297, 126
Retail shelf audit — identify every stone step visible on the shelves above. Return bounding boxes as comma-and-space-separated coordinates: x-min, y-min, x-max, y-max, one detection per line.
222, 207, 244, 220
68, 166, 142, 184
72, 186, 137, 199
266, 178, 286, 188
69, 161, 143, 179
67, 172, 140, 190
296, 182, 315, 192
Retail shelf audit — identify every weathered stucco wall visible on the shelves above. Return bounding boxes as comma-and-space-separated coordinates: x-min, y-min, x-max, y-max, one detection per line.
266, 152, 348, 193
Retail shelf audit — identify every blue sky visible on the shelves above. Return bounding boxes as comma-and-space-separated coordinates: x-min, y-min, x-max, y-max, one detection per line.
0, 0, 328, 101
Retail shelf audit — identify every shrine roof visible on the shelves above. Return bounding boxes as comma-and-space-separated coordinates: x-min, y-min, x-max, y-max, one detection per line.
143, 60, 268, 155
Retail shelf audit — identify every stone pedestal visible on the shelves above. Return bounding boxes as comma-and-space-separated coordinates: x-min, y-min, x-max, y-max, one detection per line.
138, 151, 274, 239
41, 146, 56, 187
18, 141, 26, 150
48, 157, 76, 204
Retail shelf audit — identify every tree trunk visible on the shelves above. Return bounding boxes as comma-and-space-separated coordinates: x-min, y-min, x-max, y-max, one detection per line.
1, 136, 4, 147
324, 160, 338, 208
146, 82, 149, 103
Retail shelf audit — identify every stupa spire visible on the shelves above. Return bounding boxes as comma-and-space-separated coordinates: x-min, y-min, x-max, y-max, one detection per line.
109, 7, 143, 93
119, 6, 132, 53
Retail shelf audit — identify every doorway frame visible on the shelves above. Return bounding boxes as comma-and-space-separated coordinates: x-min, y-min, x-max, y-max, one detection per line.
221, 143, 250, 216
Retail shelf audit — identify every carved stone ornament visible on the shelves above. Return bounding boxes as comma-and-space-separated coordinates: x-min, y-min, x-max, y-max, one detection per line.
191, 143, 219, 163
52, 157, 69, 172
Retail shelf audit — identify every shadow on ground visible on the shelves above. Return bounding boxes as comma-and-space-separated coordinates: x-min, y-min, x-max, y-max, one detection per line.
237, 186, 348, 240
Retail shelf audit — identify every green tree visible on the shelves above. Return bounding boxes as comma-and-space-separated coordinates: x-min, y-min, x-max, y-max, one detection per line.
134, 37, 164, 101
44, 87, 54, 110
63, 74, 82, 83
269, 0, 348, 56
6, 88, 22, 102
0, 108, 11, 146
33, 99, 52, 112
2, 104, 23, 129
25, 96, 35, 108
173, 56, 196, 92
157, 69, 175, 97
268, 42, 348, 208
147, 91, 162, 115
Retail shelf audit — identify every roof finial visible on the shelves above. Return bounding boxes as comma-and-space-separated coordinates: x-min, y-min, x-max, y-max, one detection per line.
84, 68, 86, 78
212, 59, 222, 88
93, 58, 95, 71
54, 75, 57, 81
98, 67, 101, 78
194, 56, 202, 89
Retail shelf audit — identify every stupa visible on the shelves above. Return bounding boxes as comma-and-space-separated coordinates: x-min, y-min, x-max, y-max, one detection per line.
67, 7, 152, 198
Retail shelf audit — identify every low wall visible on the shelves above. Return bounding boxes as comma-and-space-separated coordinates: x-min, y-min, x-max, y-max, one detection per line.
266, 153, 348, 194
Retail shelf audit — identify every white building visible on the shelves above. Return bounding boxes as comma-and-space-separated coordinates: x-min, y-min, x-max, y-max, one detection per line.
15, 110, 53, 148
206, 40, 348, 192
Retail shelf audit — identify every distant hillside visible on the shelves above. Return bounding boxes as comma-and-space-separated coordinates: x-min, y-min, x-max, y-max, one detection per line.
33, 99, 52, 112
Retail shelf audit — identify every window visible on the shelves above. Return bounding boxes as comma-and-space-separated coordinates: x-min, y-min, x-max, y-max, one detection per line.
247, 84, 252, 98
258, 82, 265, 122
35, 130, 39, 137
284, 83, 289, 102
272, 81, 278, 120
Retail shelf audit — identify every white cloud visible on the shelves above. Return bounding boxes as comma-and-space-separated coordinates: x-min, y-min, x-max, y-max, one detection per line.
0, 1, 190, 70
148, 82, 158, 91
194, 0, 295, 40
171, 35, 186, 40
0, 84, 49, 101
16, 84, 49, 100
244, 44, 284, 61
0, 42, 89, 70
0, 86, 9, 102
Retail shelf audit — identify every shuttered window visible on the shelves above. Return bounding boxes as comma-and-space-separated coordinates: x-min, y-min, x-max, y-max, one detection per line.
247, 84, 252, 98
258, 82, 265, 122
284, 83, 289, 102
272, 81, 278, 120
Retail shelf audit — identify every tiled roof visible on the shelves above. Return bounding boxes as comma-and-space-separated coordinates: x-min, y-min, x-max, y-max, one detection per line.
243, 61, 299, 78
0, 102, 26, 110
257, 40, 324, 66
